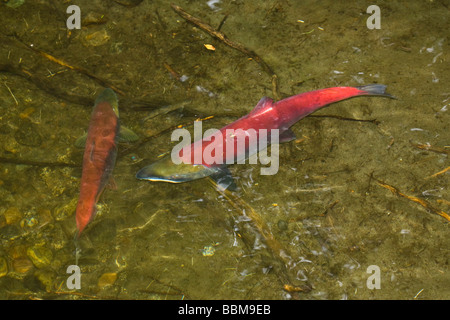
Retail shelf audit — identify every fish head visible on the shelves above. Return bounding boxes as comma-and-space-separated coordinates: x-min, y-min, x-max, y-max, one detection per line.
96, 88, 119, 117
136, 155, 216, 183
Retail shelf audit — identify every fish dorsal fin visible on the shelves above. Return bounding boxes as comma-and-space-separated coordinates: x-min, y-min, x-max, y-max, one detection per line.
74, 133, 87, 148
249, 97, 273, 115
117, 126, 139, 143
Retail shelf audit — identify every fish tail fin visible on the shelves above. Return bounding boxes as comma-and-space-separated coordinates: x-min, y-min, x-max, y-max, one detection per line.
357, 84, 395, 99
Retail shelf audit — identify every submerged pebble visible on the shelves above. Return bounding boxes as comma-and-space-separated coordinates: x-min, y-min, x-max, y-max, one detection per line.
23, 208, 52, 230
34, 269, 55, 292
19, 208, 53, 231
12, 257, 33, 274
98, 272, 117, 288
10, 246, 33, 275
0, 257, 7, 278
54, 198, 77, 221
37, 208, 53, 227
83, 12, 108, 26
201, 245, 215, 257
27, 246, 53, 269
14, 120, 42, 147
4, 207, 22, 225
277, 219, 289, 232
23, 273, 45, 292
0, 224, 21, 240
49, 224, 68, 250
20, 216, 38, 229
83, 29, 110, 47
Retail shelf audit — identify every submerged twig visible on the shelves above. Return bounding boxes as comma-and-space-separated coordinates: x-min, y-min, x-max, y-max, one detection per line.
217, 14, 229, 32
410, 142, 449, 155
142, 100, 190, 121
13, 36, 125, 96
1, 34, 168, 110
429, 166, 450, 178
0, 156, 79, 168
3, 81, 19, 106
375, 177, 450, 222
410, 143, 449, 178
170, 4, 280, 100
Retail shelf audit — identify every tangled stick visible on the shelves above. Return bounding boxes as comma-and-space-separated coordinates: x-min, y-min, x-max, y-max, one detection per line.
375, 178, 450, 222
410, 142, 449, 155
10, 35, 125, 96
170, 4, 280, 100
0, 34, 172, 110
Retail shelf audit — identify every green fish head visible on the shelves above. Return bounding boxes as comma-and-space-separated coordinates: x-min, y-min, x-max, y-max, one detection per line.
96, 88, 119, 117
136, 155, 215, 183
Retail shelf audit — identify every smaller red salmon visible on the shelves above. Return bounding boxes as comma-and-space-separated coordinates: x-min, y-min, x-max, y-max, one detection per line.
75, 88, 138, 238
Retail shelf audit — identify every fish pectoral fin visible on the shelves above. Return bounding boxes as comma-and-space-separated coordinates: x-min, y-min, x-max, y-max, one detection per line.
74, 133, 88, 148
279, 129, 297, 143
249, 97, 274, 115
118, 126, 139, 143
210, 167, 237, 191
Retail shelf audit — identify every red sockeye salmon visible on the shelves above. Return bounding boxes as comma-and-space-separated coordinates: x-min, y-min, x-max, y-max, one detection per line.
75, 88, 138, 238
136, 84, 392, 190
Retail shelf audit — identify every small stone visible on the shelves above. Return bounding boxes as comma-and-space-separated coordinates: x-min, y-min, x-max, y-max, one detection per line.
19, 107, 36, 120
4, 207, 22, 225
14, 120, 42, 147
83, 12, 108, 26
83, 29, 110, 47
34, 269, 55, 292
54, 198, 77, 221
201, 245, 215, 257
23, 274, 45, 292
0, 224, 21, 240
98, 272, 117, 288
0, 257, 7, 278
277, 219, 289, 232
2, 136, 19, 154
27, 246, 53, 269
12, 257, 33, 274
20, 208, 53, 231
49, 224, 68, 250
10, 245, 27, 259
10, 245, 33, 274
38, 208, 53, 223
20, 216, 38, 229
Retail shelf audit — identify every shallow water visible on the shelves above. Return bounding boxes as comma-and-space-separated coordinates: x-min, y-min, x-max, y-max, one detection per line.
0, 0, 448, 300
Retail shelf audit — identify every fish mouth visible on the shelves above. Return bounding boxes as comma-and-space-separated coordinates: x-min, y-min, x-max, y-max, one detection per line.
96, 88, 119, 116
136, 155, 215, 183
